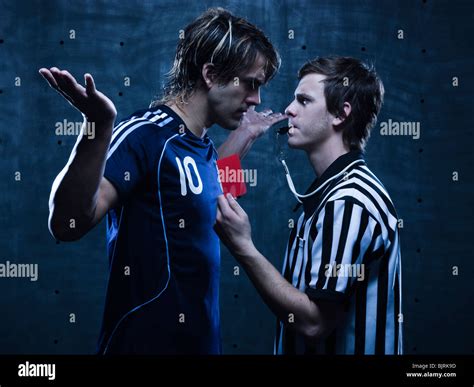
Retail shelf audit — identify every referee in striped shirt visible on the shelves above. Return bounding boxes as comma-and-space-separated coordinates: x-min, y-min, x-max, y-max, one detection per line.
215, 56, 403, 355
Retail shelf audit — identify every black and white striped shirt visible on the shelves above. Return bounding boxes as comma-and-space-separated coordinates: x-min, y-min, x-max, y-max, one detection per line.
275, 151, 403, 355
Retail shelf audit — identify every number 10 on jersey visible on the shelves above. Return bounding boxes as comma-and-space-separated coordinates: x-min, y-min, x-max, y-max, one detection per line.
175, 156, 203, 196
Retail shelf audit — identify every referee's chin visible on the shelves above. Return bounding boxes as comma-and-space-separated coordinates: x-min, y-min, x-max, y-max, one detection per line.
287, 140, 306, 152
287, 138, 299, 149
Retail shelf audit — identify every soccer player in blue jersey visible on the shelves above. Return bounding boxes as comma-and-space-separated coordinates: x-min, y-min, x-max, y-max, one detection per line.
39, 8, 286, 354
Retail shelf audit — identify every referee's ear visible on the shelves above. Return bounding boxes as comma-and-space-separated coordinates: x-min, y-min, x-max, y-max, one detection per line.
202, 63, 217, 90
332, 102, 352, 127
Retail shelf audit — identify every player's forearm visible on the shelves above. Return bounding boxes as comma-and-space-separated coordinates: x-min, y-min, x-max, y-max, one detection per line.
236, 246, 321, 338
48, 118, 113, 241
217, 126, 257, 159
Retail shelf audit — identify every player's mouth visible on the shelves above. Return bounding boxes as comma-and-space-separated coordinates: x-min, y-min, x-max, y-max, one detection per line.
234, 109, 248, 120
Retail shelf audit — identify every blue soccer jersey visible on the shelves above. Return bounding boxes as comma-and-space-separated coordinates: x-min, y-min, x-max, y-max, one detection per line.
98, 105, 222, 354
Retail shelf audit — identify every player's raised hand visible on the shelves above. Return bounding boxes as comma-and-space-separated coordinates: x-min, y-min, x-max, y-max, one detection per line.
239, 106, 288, 139
39, 67, 117, 125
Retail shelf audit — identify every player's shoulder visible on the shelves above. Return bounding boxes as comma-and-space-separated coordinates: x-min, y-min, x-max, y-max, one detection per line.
111, 105, 184, 147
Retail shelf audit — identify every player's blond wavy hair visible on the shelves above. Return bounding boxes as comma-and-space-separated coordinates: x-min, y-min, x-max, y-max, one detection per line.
150, 7, 280, 107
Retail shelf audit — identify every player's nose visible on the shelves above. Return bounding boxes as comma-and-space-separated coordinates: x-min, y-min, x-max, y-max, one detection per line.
245, 88, 261, 107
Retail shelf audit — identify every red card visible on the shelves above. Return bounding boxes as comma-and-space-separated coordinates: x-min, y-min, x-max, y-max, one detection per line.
216, 154, 247, 198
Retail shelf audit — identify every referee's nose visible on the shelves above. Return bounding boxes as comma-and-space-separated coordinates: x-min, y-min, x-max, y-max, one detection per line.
285, 101, 296, 117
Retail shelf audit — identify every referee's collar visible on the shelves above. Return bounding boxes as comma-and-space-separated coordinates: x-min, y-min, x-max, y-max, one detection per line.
294, 150, 365, 214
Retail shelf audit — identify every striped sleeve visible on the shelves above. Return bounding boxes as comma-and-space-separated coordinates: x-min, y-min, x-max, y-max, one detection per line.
104, 120, 159, 202
305, 199, 384, 304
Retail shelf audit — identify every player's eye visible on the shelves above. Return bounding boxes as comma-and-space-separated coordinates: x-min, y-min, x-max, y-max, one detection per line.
245, 79, 262, 91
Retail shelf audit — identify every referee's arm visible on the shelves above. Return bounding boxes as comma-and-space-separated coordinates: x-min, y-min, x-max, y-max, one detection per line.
215, 194, 344, 340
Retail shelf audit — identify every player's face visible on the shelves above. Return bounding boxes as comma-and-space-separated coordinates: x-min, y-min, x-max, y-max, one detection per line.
207, 54, 266, 130
284, 73, 335, 152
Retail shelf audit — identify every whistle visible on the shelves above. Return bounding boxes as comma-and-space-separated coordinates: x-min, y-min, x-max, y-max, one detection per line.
276, 126, 290, 134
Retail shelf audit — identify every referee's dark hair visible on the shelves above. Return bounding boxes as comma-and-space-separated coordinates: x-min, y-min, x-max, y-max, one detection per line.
298, 56, 384, 151
151, 7, 280, 106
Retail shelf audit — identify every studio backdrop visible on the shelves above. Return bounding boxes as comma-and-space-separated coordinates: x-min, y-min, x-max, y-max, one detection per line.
0, 0, 472, 354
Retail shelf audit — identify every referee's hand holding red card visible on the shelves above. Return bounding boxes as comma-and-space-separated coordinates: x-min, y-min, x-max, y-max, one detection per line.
215, 194, 257, 259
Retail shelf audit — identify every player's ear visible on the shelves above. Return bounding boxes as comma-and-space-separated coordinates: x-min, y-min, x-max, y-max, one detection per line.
202, 63, 216, 90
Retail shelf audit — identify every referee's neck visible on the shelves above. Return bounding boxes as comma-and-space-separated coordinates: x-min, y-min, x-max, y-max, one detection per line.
308, 139, 350, 177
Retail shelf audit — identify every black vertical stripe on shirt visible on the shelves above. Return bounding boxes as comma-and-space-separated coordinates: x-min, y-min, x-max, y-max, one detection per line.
356, 233, 380, 354
283, 227, 298, 281
316, 201, 335, 289
375, 251, 390, 354
297, 218, 314, 289
304, 219, 317, 288
328, 201, 354, 291
290, 222, 307, 279
290, 229, 306, 282
296, 251, 305, 289
394, 271, 400, 354
354, 268, 369, 354
351, 208, 370, 265
363, 223, 382, 267
304, 216, 320, 288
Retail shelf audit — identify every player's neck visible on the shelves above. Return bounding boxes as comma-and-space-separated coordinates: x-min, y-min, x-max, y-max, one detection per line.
166, 92, 211, 138
307, 136, 350, 177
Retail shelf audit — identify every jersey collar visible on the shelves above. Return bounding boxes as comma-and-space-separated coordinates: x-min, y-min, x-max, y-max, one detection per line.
159, 104, 212, 145
294, 150, 366, 214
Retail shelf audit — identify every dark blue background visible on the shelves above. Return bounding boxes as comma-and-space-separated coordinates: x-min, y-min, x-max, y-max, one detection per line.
0, 0, 472, 354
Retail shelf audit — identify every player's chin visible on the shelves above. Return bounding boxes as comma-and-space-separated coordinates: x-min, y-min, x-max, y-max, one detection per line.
219, 117, 241, 131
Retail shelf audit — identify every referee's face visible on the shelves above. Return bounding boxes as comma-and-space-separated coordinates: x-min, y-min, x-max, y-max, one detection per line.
285, 73, 334, 152
207, 54, 266, 130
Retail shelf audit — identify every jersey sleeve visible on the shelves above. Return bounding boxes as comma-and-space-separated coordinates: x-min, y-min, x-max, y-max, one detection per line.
104, 121, 158, 203
305, 199, 383, 304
